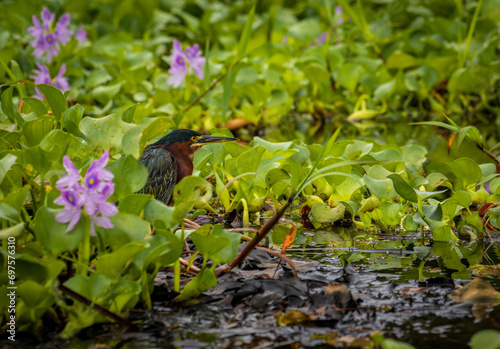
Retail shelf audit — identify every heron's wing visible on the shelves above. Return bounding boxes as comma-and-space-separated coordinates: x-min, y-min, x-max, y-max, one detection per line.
139, 146, 177, 205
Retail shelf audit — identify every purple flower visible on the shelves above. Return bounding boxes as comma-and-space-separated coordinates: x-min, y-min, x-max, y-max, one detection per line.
53, 65, 70, 91
335, 6, 344, 25
30, 64, 70, 99
316, 32, 328, 45
41, 8, 55, 27
55, 188, 84, 233
27, 8, 73, 63
54, 151, 117, 235
167, 39, 205, 88
75, 27, 87, 46
185, 43, 205, 79
56, 154, 83, 192
54, 14, 73, 46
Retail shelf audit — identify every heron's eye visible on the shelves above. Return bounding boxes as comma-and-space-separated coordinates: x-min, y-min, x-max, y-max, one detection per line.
191, 136, 202, 143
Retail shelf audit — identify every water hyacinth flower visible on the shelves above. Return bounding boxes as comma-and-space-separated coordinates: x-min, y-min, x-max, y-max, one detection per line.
311, 32, 329, 46
30, 63, 70, 99
54, 151, 118, 235
75, 26, 88, 46
335, 6, 344, 25
167, 39, 205, 88
27, 7, 73, 62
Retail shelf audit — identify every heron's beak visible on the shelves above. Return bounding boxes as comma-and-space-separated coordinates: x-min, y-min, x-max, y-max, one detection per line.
194, 135, 238, 146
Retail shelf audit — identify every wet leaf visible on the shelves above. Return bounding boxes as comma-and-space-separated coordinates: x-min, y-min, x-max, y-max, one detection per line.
452, 278, 500, 302
311, 203, 345, 223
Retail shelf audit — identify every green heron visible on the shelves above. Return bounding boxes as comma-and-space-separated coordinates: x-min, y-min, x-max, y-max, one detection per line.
139, 129, 237, 205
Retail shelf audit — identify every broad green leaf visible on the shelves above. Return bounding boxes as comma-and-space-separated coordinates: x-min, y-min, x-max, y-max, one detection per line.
118, 194, 151, 215
34, 207, 84, 256
448, 157, 482, 190
388, 174, 418, 202
23, 114, 55, 147
143, 199, 179, 230
470, 330, 500, 349
80, 114, 135, 154
311, 203, 345, 223
206, 225, 240, 264
122, 117, 175, 158
425, 218, 458, 242
108, 155, 148, 201
22, 97, 48, 117
36, 84, 67, 121
104, 213, 150, 250
236, 67, 258, 85
1, 86, 22, 125
0, 222, 24, 239
364, 174, 397, 201
95, 241, 146, 278
337, 63, 363, 92
64, 273, 112, 303
191, 225, 231, 260
236, 145, 266, 173
17, 280, 54, 309
0, 154, 16, 185
62, 104, 84, 137
176, 268, 217, 302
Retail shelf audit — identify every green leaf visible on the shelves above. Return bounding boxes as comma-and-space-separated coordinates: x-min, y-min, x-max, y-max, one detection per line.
388, 174, 418, 202
337, 63, 363, 92
425, 218, 458, 242
0, 222, 24, 239
0, 154, 16, 186
1, 86, 23, 125
122, 104, 137, 123
95, 241, 146, 278
448, 158, 482, 190
237, 4, 255, 59
235, 67, 258, 85
210, 225, 241, 264
143, 199, 180, 230
22, 97, 48, 117
190, 225, 232, 262
364, 174, 397, 201
311, 203, 345, 223
236, 145, 266, 173
104, 213, 150, 250
23, 115, 55, 147
118, 194, 151, 215
62, 104, 84, 137
176, 268, 217, 302
34, 207, 84, 256
36, 84, 67, 121
64, 273, 112, 303
108, 155, 148, 201
470, 330, 500, 349
80, 114, 135, 154
122, 117, 175, 158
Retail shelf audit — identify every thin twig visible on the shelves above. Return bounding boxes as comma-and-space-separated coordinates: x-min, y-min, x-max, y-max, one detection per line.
179, 58, 242, 116
58, 285, 138, 331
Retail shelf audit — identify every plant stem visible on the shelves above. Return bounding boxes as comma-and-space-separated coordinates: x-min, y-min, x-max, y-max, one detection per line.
222, 197, 291, 273
174, 58, 242, 125
76, 217, 90, 276
174, 259, 181, 292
